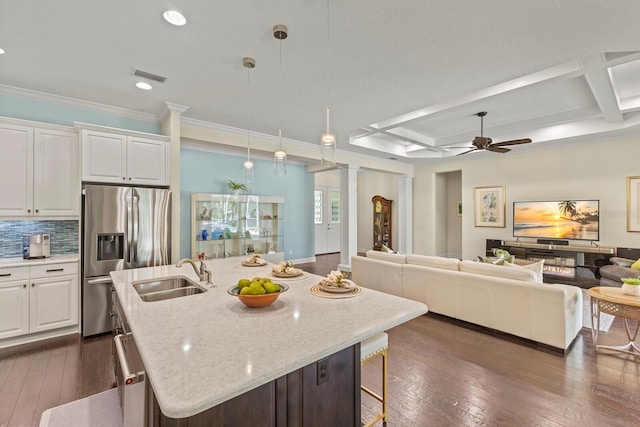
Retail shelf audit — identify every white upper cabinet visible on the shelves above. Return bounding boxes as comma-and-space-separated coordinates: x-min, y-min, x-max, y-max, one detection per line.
127, 136, 168, 186
0, 124, 33, 216
34, 129, 80, 216
0, 121, 79, 217
81, 127, 169, 186
80, 129, 126, 184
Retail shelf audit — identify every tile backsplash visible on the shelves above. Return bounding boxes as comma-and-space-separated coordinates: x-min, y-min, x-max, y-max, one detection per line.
0, 220, 79, 258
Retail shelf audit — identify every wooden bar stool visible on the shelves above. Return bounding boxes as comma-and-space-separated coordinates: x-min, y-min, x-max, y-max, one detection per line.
360, 332, 388, 427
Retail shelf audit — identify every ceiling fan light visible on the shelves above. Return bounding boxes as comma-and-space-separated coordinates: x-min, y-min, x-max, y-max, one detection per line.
243, 159, 254, 169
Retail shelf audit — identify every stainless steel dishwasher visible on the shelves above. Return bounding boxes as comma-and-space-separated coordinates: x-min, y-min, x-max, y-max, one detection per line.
113, 332, 146, 427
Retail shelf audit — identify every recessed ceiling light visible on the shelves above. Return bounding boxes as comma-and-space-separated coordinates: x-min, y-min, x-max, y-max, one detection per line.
163, 10, 186, 26
0, 48, 5, 55
136, 81, 152, 90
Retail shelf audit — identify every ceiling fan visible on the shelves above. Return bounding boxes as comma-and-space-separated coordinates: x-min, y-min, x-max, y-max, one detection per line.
456, 112, 532, 155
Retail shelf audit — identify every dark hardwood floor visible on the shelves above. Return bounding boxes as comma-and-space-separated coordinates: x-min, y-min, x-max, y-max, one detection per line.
2, 253, 639, 426
296, 252, 341, 276
0, 333, 115, 427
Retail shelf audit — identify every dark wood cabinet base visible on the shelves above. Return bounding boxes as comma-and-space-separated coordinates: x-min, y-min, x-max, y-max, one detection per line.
148, 344, 361, 427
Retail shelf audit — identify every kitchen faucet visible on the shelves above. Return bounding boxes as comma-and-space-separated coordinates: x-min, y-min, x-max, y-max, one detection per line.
177, 258, 214, 286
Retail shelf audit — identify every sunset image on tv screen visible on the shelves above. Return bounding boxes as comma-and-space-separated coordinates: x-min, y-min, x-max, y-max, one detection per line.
513, 200, 599, 241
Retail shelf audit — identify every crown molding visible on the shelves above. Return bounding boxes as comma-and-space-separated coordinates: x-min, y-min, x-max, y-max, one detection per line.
180, 116, 414, 174
74, 121, 169, 140
0, 84, 158, 122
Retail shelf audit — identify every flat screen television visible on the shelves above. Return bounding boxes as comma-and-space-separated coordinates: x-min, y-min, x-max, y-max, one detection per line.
513, 200, 599, 241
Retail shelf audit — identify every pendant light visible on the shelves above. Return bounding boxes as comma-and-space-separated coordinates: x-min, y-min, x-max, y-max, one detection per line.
273, 24, 288, 176
321, 0, 336, 166
243, 56, 256, 183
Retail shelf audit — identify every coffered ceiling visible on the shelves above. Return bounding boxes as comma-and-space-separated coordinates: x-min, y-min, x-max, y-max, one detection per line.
1, 1, 640, 165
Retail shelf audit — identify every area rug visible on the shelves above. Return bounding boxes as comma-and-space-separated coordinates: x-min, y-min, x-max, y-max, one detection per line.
39, 388, 122, 427
582, 290, 614, 333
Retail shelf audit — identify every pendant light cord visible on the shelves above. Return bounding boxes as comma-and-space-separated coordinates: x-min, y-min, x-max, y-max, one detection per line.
326, 0, 330, 133
246, 65, 251, 159
279, 34, 284, 150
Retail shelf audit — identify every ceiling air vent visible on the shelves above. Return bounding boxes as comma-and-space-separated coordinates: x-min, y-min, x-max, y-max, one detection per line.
133, 69, 167, 83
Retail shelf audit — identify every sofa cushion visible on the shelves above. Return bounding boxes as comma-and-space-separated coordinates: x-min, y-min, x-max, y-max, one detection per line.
406, 254, 460, 271
631, 258, 640, 271
459, 260, 536, 282
506, 259, 544, 283
365, 250, 406, 264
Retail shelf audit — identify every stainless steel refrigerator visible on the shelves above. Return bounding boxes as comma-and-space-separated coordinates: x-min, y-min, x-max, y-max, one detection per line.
82, 184, 171, 337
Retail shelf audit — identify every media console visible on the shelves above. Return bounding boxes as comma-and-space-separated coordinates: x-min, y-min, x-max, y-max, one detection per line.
486, 239, 616, 288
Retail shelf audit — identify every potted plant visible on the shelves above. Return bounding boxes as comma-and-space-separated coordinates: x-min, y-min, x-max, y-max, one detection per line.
227, 180, 249, 195
621, 278, 640, 296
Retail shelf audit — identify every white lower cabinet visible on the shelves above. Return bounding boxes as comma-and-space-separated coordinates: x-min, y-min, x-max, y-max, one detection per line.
0, 262, 78, 340
0, 280, 30, 339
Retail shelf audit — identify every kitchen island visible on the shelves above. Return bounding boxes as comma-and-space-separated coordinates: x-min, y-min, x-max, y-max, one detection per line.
110, 257, 428, 425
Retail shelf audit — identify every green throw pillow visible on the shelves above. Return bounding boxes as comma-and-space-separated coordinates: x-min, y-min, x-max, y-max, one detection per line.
631, 258, 640, 271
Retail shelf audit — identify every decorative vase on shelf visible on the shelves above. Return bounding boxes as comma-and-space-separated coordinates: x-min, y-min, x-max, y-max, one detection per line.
621, 283, 640, 296
201, 229, 208, 241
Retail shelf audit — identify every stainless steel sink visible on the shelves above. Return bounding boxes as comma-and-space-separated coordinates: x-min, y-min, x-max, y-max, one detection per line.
132, 276, 206, 302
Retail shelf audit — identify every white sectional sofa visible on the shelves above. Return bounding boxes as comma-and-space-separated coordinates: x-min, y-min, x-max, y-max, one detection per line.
351, 251, 583, 352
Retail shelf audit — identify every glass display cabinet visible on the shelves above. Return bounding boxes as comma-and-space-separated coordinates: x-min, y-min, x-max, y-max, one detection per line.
372, 195, 392, 251
191, 194, 284, 260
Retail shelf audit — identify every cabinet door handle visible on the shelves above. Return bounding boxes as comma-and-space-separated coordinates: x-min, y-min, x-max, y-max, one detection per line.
122, 177, 126, 181
23, 284, 27, 288
0, 273, 11, 277
31, 283, 35, 287
27, 209, 31, 213
46, 268, 64, 272
35, 209, 39, 213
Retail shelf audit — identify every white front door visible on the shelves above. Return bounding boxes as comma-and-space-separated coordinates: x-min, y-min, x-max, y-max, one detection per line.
314, 186, 341, 255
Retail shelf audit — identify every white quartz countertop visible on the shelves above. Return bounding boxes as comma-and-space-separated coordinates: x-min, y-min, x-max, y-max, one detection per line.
0, 254, 79, 268
110, 257, 428, 419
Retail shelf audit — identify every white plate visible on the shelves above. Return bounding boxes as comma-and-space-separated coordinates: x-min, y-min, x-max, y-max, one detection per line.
272, 268, 302, 278
241, 260, 268, 267
318, 279, 356, 293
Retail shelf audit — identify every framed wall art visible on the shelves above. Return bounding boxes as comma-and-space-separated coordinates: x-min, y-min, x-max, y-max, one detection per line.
474, 185, 505, 227
627, 176, 640, 232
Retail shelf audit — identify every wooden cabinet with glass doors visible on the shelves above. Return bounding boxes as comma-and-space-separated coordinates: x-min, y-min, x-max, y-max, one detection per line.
372, 195, 392, 251
191, 194, 284, 261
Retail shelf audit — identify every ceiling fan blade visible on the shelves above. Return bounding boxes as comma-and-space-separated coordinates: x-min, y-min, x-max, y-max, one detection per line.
490, 138, 532, 148
456, 148, 478, 156
486, 146, 510, 153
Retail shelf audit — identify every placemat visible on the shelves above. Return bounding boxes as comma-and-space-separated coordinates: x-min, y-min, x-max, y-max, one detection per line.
309, 284, 363, 299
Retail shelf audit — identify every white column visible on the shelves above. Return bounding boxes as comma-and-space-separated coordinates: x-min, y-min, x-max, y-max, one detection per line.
397, 174, 413, 254
161, 102, 189, 264
338, 165, 359, 271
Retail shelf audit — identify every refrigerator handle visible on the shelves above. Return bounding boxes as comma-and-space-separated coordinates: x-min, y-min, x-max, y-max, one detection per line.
132, 191, 139, 264
126, 190, 133, 267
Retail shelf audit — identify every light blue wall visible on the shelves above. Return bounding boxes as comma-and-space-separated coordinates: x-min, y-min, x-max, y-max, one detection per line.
0, 94, 161, 133
180, 148, 315, 261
